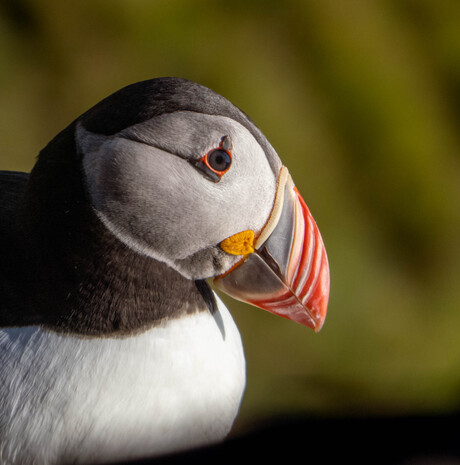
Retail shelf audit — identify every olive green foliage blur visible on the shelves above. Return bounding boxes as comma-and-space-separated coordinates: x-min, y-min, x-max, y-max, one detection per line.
0, 0, 459, 427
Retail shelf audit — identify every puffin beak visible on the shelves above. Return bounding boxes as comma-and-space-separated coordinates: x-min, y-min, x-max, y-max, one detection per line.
214, 167, 330, 332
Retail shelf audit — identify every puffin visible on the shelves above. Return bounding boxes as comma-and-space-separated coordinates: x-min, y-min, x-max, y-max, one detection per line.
0, 77, 330, 465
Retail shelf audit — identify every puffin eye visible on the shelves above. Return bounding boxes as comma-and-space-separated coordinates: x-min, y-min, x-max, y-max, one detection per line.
192, 135, 233, 182
205, 149, 232, 173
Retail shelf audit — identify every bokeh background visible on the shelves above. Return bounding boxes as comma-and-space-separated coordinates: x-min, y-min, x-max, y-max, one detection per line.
1, 0, 459, 435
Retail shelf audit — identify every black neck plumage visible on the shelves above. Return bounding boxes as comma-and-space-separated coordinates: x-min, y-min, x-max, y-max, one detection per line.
0, 122, 214, 336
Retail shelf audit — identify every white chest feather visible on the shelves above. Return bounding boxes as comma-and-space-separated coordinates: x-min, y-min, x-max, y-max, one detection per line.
0, 296, 245, 465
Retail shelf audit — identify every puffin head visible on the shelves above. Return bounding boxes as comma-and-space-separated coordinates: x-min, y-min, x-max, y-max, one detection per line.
76, 78, 329, 331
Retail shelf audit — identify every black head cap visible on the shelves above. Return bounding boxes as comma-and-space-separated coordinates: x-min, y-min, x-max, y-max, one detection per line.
79, 77, 281, 173
80, 77, 247, 135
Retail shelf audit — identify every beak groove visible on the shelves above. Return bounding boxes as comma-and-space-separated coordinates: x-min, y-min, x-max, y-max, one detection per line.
214, 167, 330, 332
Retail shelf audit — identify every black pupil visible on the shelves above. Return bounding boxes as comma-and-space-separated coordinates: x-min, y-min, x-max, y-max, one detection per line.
207, 149, 231, 172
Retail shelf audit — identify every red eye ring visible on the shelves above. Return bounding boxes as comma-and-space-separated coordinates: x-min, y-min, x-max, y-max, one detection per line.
201, 149, 232, 175
200, 136, 233, 177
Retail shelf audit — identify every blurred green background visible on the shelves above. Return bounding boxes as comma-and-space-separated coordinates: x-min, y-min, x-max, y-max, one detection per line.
1, 0, 459, 434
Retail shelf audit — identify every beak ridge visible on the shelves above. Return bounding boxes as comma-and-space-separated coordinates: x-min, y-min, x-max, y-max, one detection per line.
214, 167, 330, 332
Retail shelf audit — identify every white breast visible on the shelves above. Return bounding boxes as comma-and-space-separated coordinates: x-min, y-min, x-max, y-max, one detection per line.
0, 294, 245, 465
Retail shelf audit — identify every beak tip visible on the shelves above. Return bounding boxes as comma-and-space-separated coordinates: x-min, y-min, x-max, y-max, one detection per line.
313, 310, 327, 333
305, 258, 330, 332
315, 272, 330, 333
303, 300, 328, 332
214, 167, 330, 334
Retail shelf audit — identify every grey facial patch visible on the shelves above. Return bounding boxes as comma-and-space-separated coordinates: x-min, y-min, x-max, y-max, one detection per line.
174, 246, 239, 280
119, 112, 239, 163
76, 125, 113, 155
78, 113, 278, 280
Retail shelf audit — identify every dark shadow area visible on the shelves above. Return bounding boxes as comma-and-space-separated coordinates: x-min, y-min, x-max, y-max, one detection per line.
105, 412, 460, 465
